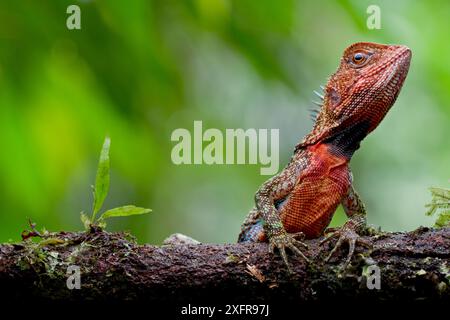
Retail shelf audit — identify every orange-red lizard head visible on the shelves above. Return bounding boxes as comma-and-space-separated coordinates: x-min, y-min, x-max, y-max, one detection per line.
298, 42, 411, 155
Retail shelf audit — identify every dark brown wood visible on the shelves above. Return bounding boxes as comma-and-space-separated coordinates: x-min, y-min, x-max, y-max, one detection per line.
0, 227, 448, 302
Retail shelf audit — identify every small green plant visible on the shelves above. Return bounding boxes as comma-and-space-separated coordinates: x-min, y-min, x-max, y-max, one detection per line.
81, 137, 151, 231
425, 186, 450, 228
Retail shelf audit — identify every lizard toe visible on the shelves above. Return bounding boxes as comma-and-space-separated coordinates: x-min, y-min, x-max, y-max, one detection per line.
278, 245, 293, 273
322, 225, 372, 268
269, 232, 309, 273
288, 242, 310, 262
343, 238, 356, 269
325, 236, 344, 262
320, 231, 339, 246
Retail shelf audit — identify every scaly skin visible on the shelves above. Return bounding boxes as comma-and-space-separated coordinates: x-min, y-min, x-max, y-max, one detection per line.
238, 42, 411, 272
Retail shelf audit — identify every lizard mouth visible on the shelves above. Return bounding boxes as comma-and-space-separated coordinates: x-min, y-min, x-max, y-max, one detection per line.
380, 46, 411, 94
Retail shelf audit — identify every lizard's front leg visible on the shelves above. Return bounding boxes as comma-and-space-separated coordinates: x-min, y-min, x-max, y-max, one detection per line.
255, 155, 309, 272
321, 183, 371, 268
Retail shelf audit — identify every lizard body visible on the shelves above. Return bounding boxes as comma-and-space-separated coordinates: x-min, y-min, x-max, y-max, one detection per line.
238, 42, 411, 271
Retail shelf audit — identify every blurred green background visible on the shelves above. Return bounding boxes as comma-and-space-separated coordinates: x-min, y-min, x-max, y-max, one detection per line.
0, 0, 448, 244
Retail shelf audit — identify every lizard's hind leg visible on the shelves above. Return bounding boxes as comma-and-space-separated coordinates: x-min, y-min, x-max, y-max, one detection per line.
238, 208, 265, 242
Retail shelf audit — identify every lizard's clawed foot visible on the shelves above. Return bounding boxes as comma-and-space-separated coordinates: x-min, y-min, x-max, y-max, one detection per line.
320, 225, 371, 269
269, 231, 309, 273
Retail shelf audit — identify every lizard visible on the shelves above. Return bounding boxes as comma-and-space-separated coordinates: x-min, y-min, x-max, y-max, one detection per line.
238, 42, 412, 272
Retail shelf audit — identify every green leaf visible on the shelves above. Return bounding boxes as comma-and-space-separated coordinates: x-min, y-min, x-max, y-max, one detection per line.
99, 205, 152, 220
92, 136, 111, 221
98, 220, 107, 230
435, 210, 450, 228
80, 212, 91, 230
425, 186, 450, 228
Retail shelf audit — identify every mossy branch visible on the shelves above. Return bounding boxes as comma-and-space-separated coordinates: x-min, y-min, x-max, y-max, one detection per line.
0, 227, 449, 302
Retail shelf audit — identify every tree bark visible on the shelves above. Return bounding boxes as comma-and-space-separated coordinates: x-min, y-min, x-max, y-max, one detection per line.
0, 227, 448, 302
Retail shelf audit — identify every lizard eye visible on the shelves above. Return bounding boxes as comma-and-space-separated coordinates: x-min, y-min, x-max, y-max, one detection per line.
350, 50, 370, 67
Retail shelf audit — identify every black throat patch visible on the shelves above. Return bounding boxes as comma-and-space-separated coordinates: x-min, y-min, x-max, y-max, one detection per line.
325, 121, 371, 159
